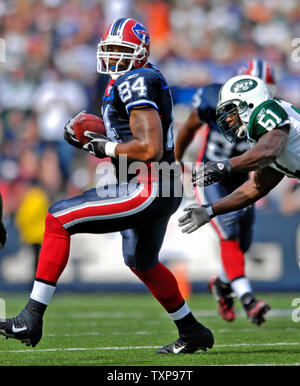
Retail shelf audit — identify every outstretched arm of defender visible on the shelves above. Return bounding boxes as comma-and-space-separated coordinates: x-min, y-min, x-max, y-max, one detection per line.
229, 125, 289, 173
212, 166, 284, 216
194, 125, 290, 187
179, 166, 284, 234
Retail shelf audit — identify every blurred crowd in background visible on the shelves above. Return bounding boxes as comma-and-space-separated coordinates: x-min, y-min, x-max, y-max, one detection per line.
0, 0, 299, 262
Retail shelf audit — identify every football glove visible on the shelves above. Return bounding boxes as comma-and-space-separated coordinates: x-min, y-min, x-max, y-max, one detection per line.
0, 221, 7, 249
178, 203, 214, 234
192, 160, 232, 187
83, 131, 116, 158
63, 110, 86, 149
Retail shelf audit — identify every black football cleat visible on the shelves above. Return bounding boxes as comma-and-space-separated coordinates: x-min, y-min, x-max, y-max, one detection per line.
247, 300, 271, 326
0, 308, 43, 347
157, 323, 214, 354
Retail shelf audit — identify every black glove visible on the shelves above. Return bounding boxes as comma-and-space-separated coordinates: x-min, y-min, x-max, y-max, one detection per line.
0, 221, 7, 249
83, 131, 112, 158
178, 203, 214, 234
192, 160, 232, 187
63, 110, 86, 150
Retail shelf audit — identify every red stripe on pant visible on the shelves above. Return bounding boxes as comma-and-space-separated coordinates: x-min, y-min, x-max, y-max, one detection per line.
35, 182, 155, 284
53, 182, 154, 228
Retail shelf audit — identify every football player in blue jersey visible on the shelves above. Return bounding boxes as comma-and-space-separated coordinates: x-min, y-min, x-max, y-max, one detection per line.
0, 18, 213, 354
175, 60, 276, 326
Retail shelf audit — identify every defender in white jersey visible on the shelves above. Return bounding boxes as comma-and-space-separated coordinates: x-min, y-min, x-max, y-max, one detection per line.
246, 98, 300, 179
179, 74, 300, 236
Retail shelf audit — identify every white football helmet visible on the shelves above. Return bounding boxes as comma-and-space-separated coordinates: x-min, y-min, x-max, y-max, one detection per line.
216, 74, 271, 142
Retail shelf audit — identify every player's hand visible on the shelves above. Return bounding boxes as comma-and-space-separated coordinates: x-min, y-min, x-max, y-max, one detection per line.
82, 131, 110, 158
192, 160, 232, 187
0, 221, 7, 249
178, 203, 213, 234
63, 110, 86, 149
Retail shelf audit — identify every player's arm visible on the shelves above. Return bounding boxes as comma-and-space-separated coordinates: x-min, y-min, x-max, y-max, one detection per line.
211, 166, 284, 215
179, 166, 284, 234
174, 109, 201, 161
83, 107, 163, 161
194, 124, 290, 187
229, 125, 289, 173
114, 107, 163, 162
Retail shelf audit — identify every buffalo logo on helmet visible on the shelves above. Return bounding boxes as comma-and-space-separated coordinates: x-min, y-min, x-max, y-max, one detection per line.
132, 23, 150, 45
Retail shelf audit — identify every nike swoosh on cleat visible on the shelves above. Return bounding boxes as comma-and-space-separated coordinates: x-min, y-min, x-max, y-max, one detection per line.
12, 324, 27, 333
173, 344, 186, 354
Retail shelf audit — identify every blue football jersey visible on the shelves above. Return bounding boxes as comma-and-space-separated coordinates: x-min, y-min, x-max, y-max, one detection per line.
101, 63, 175, 168
193, 83, 249, 188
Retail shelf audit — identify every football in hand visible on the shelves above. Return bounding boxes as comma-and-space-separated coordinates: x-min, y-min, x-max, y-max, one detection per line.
73, 113, 106, 145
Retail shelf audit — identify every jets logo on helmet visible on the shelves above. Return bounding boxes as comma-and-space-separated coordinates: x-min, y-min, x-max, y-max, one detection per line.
230, 78, 258, 93
97, 18, 150, 80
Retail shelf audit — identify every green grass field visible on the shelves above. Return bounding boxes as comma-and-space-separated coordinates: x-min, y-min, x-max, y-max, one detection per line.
0, 291, 299, 368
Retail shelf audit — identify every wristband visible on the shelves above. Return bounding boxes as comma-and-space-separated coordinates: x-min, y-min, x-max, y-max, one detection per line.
105, 142, 118, 158
204, 204, 214, 218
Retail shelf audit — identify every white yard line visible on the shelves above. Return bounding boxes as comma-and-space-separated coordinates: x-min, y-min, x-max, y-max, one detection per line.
0, 341, 299, 354
210, 363, 300, 366
68, 309, 293, 319
45, 327, 297, 337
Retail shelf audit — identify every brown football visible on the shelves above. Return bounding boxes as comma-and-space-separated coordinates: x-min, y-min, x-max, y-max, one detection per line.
73, 113, 106, 145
